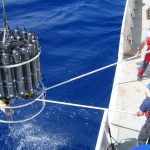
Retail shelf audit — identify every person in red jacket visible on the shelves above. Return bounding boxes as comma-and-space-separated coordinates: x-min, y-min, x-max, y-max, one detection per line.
135, 33, 150, 81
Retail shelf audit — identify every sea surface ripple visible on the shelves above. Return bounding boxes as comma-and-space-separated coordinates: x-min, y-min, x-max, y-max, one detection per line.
0, 0, 125, 149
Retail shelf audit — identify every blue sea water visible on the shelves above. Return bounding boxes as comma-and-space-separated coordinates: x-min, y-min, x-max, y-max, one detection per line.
0, 0, 125, 149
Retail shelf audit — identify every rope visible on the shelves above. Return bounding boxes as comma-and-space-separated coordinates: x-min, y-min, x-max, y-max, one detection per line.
40, 49, 150, 116
0, 49, 147, 122
36, 98, 135, 115
0, 51, 143, 123
45, 56, 135, 91
45, 50, 149, 91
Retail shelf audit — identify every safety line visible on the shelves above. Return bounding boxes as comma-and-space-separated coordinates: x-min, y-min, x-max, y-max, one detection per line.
45, 56, 134, 91
45, 50, 148, 91
36, 98, 135, 115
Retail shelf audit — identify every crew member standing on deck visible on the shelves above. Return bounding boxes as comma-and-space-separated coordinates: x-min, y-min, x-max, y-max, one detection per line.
136, 83, 150, 145
135, 31, 150, 81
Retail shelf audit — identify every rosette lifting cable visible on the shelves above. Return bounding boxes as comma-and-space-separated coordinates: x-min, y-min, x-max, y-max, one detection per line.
2, 0, 7, 44
2, 0, 7, 28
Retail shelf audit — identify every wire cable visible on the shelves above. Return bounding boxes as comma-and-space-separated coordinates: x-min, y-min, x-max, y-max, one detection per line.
1, 0, 8, 29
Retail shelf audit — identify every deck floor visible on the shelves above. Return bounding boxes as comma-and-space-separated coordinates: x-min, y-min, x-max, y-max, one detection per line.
109, 0, 150, 149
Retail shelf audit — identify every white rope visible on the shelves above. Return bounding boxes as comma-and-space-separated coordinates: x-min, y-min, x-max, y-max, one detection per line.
0, 50, 146, 122
45, 51, 148, 91
36, 98, 135, 115
45, 56, 134, 91
0, 52, 142, 123
45, 50, 150, 91
40, 51, 150, 117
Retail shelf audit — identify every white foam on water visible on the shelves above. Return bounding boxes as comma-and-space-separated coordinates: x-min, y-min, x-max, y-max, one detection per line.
9, 123, 69, 150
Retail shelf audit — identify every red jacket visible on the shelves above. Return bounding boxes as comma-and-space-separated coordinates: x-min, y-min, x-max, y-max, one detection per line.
145, 111, 150, 119
147, 37, 150, 49
144, 37, 150, 62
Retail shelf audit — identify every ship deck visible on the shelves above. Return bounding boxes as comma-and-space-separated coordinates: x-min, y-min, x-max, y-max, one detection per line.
109, 0, 150, 149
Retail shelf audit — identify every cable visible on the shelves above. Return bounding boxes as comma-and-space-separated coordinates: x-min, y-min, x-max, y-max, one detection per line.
0, 40, 146, 122
45, 51, 149, 92
1, 0, 8, 29
36, 98, 135, 115
107, 126, 120, 150
45, 55, 135, 91
1, 0, 8, 45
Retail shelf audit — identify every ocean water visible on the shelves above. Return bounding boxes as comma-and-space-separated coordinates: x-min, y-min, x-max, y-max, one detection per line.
0, 0, 125, 149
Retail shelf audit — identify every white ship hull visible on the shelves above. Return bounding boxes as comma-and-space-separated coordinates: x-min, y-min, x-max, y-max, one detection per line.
95, 0, 150, 149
